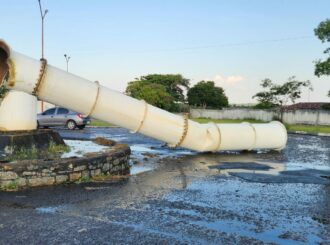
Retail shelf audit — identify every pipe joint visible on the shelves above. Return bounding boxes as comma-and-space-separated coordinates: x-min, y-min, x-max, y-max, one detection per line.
0, 40, 11, 87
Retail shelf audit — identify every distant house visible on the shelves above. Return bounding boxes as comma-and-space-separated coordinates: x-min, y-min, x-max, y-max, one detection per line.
283, 102, 328, 111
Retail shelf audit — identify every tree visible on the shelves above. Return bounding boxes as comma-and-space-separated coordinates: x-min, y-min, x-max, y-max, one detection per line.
314, 19, 330, 77
187, 81, 228, 109
126, 81, 174, 111
131, 74, 190, 103
315, 19, 330, 98
253, 77, 313, 108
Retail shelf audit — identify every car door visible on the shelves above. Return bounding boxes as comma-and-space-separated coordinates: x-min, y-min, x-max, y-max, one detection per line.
39, 108, 57, 126
54, 107, 70, 126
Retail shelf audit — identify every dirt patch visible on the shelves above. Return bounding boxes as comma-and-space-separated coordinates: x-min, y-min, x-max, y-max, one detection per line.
93, 137, 116, 146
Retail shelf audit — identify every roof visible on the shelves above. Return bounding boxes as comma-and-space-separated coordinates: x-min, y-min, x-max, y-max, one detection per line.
283, 102, 328, 110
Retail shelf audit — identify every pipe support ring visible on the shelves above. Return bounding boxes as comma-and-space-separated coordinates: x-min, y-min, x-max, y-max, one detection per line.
131, 100, 148, 133
169, 113, 189, 148
87, 81, 100, 117
32, 58, 47, 97
245, 122, 257, 151
211, 122, 221, 152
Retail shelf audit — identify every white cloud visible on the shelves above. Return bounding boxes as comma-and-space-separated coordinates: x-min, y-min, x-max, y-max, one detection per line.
214, 74, 244, 84
226, 75, 244, 83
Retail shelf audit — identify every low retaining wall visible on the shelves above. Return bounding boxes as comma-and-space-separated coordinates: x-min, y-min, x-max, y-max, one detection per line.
190, 108, 330, 125
0, 144, 130, 190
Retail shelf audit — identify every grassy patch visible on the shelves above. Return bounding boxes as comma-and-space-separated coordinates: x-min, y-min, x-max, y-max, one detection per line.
0, 180, 18, 191
192, 118, 266, 124
192, 117, 330, 134
5, 142, 71, 162
48, 141, 70, 154
90, 120, 117, 127
76, 176, 91, 183
285, 124, 330, 134
7, 145, 39, 161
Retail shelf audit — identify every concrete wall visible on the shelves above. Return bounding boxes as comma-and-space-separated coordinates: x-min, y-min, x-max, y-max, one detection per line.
282, 110, 330, 125
190, 108, 277, 122
190, 108, 330, 126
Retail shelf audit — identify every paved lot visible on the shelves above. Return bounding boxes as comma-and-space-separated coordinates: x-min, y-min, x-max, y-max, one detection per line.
0, 127, 329, 244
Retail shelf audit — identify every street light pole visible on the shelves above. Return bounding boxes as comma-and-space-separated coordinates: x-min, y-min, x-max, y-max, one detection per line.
38, 0, 48, 59
37, 0, 48, 112
64, 54, 71, 72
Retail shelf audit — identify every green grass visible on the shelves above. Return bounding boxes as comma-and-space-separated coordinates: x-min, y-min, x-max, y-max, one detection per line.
92, 117, 330, 134
192, 118, 266, 124
90, 120, 116, 127
285, 124, 330, 134
192, 117, 330, 134
48, 141, 70, 154
0, 180, 18, 191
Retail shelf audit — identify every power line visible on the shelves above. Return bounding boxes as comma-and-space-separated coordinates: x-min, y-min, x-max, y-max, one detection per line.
68, 35, 314, 56
164, 35, 313, 52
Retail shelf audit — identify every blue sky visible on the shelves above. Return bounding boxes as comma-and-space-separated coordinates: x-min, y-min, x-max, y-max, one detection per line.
2, 0, 330, 103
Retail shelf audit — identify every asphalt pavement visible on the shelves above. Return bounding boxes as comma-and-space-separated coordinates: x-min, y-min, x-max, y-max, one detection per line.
0, 127, 329, 244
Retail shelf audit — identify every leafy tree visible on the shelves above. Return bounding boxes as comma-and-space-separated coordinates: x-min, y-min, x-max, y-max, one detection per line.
314, 19, 330, 98
252, 79, 277, 108
131, 74, 190, 102
253, 77, 313, 108
126, 81, 174, 111
187, 81, 228, 109
314, 19, 330, 77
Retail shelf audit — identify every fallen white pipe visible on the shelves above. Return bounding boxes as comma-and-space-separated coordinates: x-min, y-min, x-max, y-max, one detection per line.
0, 40, 287, 152
0, 91, 37, 131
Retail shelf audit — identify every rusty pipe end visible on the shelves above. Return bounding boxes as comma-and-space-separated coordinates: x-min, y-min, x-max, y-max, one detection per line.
0, 40, 11, 86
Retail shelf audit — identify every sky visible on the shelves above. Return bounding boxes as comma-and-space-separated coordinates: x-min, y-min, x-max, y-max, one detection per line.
1, 0, 330, 104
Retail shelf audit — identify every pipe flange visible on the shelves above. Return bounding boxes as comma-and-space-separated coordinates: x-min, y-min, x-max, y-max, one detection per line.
243, 122, 257, 151
169, 113, 189, 148
87, 81, 100, 117
131, 100, 148, 133
32, 58, 47, 97
211, 122, 221, 152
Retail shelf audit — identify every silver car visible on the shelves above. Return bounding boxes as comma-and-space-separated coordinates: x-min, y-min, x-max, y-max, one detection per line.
37, 107, 91, 130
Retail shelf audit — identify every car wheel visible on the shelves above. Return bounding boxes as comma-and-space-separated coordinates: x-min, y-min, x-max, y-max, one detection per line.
66, 120, 77, 130
77, 125, 86, 130
37, 121, 40, 129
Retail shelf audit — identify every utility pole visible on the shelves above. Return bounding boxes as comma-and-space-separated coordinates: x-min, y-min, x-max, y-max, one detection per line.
37, 0, 48, 112
64, 54, 71, 72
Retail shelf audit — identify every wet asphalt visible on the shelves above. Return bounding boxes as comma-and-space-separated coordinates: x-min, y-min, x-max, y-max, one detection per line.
0, 127, 329, 244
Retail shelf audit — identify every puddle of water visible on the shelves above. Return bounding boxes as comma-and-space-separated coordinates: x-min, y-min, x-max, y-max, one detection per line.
35, 206, 61, 214
130, 165, 154, 175
193, 218, 321, 245
130, 145, 158, 153
284, 161, 330, 171
207, 161, 286, 177
130, 144, 193, 161
164, 177, 325, 244
62, 140, 109, 158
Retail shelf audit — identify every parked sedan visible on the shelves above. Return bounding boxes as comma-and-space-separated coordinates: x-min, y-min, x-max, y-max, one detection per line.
37, 107, 91, 130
